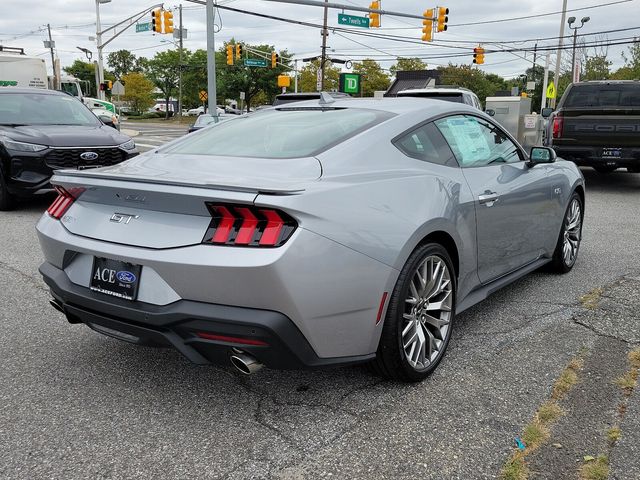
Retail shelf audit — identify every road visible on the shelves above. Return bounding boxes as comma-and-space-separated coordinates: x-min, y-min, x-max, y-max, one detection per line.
121, 120, 189, 153
1, 169, 639, 479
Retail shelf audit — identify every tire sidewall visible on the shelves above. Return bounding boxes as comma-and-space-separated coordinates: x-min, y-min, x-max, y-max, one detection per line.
391, 243, 457, 381
560, 193, 583, 270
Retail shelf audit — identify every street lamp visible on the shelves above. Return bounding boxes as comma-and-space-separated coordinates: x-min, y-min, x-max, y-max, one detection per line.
568, 16, 590, 83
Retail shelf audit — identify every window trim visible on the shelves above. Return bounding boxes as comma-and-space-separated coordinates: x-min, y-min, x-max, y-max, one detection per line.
391, 119, 460, 168
433, 112, 527, 168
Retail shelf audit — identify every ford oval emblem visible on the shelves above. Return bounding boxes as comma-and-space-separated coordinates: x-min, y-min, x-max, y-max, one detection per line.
80, 151, 99, 161
116, 271, 137, 284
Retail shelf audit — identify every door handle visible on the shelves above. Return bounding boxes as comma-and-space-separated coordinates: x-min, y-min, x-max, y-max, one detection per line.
478, 192, 499, 206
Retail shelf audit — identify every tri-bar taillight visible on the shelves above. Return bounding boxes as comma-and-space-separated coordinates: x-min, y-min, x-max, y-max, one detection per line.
552, 114, 564, 139
202, 203, 297, 247
47, 186, 85, 219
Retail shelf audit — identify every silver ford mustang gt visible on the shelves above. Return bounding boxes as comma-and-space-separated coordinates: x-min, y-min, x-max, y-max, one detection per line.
37, 97, 584, 382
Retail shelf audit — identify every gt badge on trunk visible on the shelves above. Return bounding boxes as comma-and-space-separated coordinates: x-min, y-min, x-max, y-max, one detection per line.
90, 257, 141, 301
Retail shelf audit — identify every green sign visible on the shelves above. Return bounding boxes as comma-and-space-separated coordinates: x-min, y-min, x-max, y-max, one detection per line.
136, 22, 151, 33
244, 58, 268, 68
339, 73, 361, 95
338, 13, 370, 28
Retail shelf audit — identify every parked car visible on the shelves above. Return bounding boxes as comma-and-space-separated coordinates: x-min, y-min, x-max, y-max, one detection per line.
187, 106, 224, 116
543, 80, 640, 173
188, 114, 217, 133
272, 92, 350, 106
397, 87, 483, 110
37, 97, 584, 382
91, 108, 120, 131
0, 88, 138, 210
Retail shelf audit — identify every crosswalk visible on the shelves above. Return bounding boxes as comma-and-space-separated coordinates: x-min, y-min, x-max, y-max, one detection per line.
122, 122, 189, 153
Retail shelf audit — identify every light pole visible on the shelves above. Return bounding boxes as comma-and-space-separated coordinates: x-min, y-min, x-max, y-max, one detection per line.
95, 0, 111, 101
569, 16, 590, 83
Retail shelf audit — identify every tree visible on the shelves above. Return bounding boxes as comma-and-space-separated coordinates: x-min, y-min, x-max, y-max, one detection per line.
298, 60, 340, 92
121, 72, 155, 114
352, 59, 390, 97
217, 43, 290, 111
107, 50, 141, 79
390, 57, 426, 77
621, 40, 640, 78
583, 56, 612, 81
142, 50, 181, 117
437, 64, 507, 107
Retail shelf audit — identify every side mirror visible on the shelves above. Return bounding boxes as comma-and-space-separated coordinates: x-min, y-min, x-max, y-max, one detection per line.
528, 146, 557, 166
485, 109, 495, 117
98, 115, 118, 130
541, 107, 554, 118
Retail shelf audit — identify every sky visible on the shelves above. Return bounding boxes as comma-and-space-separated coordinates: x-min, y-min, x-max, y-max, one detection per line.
0, 0, 638, 80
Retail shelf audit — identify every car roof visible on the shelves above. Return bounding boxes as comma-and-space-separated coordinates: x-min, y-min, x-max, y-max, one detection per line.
272, 96, 476, 115
398, 88, 474, 95
0, 87, 66, 96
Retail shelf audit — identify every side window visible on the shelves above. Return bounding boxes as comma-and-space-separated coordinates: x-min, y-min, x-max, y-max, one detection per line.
434, 115, 523, 168
393, 122, 458, 167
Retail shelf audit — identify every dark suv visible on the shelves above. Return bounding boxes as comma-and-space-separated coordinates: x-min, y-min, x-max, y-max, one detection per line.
0, 88, 138, 209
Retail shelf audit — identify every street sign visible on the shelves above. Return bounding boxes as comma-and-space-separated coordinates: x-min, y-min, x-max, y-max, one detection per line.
339, 73, 361, 95
239, 92, 245, 100
199, 90, 208, 102
136, 22, 151, 33
111, 80, 125, 96
338, 13, 370, 28
546, 81, 556, 99
244, 58, 267, 68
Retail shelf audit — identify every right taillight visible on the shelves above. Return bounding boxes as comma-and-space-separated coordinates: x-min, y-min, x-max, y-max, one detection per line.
552, 114, 564, 139
202, 203, 297, 247
47, 186, 84, 219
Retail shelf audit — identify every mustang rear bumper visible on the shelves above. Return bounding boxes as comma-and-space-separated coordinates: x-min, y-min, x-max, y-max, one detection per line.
40, 262, 375, 369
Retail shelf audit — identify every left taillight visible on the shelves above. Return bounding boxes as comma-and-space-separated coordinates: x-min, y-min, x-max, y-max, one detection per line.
202, 203, 297, 247
46, 186, 85, 219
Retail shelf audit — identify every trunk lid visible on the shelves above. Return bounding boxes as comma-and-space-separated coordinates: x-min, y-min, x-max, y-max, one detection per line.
52, 153, 320, 249
556, 107, 640, 147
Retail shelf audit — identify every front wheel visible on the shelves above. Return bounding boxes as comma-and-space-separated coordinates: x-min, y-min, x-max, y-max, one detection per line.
550, 192, 583, 273
371, 243, 456, 382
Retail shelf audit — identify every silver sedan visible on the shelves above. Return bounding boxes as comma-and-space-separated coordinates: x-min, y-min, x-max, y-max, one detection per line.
36, 97, 584, 382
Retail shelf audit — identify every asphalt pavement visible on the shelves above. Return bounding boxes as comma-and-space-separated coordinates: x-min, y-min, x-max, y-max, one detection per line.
1, 169, 640, 479
121, 120, 189, 153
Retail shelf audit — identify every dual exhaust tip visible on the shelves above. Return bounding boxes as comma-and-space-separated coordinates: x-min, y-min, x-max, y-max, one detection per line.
230, 350, 263, 375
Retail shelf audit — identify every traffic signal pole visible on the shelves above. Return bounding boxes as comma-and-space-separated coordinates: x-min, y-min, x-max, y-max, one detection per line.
258, 0, 426, 20
551, 0, 568, 109
206, 0, 217, 116
320, 0, 328, 91
95, 1, 106, 100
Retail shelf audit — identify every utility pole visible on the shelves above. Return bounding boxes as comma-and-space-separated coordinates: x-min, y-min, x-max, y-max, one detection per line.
46, 24, 57, 90
320, 0, 328, 90
294, 59, 298, 93
95, 0, 107, 100
178, 3, 183, 119
551, 0, 568, 109
206, 0, 217, 116
541, 52, 550, 112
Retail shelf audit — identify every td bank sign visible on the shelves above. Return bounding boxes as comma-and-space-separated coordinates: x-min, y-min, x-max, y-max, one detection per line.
339, 73, 361, 95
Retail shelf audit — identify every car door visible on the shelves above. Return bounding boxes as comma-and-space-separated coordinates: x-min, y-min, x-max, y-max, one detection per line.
434, 114, 552, 283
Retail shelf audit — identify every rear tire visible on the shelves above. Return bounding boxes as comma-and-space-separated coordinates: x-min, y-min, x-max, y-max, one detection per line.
549, 192, 582, 274
370, 243, 456, 382
0, 169, 15, 211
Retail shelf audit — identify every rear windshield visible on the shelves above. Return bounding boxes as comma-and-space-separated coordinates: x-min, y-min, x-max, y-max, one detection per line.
397, 92, 464, 103
0, 92, 99, 126
564, 84, 640, 107
163, 108, 393, 158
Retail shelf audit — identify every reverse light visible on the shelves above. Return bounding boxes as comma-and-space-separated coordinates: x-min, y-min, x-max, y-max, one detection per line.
46, 186, 85, 219
552, 114, 564, 139
202, 203, 297, 247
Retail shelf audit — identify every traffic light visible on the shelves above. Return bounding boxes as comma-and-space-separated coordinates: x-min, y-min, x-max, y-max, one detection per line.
226, 45, 234, 65
473, 46, 485, 64
106, 80, 112, 90
421, 9, 433, 42
151, 8, 162, 33
271, 51, 279, 68
235, 44, 243, 59
163, 10, 174, 34
369, 1, 380, 28
437, 7, 449, 32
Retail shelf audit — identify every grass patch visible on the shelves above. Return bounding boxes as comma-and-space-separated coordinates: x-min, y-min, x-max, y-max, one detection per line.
521, 421, 549, 451
537, 401, 564, 424
500, 453, 528, 480
579, 455, 609, 480
615, 371, 638, 393
629, 348, 640, 369
580, 288, 603, 310
607, 426, 621, 445
552, 359, 583, 400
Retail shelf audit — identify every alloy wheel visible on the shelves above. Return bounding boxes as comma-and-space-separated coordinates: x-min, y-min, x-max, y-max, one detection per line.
562, 198, 582, 266
402, 255, 453, 370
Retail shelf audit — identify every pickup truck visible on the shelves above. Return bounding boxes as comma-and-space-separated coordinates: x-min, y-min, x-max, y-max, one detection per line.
544, 80, 640, 173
